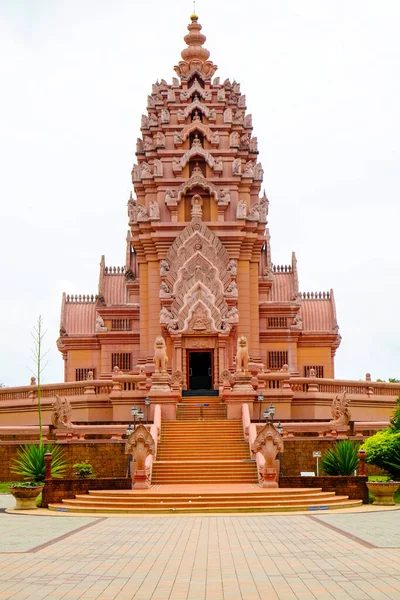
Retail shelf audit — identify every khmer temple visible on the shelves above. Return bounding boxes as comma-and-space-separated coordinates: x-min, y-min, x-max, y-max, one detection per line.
2, 14, 399, 513
57, 13, 341, 388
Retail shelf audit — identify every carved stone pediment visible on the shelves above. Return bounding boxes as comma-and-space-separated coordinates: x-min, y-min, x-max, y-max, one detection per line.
125, 424, 155, 471
183, 99, 211, 119
160, 221, 237, 335
178, 121, 214, 143
177, 174, 219, 202
180, 81, 212, 102
180, 145, 214, 169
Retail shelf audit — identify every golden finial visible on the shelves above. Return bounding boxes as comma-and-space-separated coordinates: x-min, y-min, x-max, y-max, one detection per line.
190, 0, 198, 21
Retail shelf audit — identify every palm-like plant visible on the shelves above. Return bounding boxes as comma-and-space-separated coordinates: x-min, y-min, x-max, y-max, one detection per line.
11, 443, 67, 484
321, 440, 360, 476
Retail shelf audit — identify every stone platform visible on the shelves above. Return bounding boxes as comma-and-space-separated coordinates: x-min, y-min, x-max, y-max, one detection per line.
48, 483, 362, 514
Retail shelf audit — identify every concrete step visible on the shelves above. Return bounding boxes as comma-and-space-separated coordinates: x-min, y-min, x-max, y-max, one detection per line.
49, 501, 363, 514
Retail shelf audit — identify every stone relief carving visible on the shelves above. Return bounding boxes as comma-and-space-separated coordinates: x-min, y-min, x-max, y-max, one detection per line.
165, 188, 177, 206
95, 314, 107, 332
210, 131, 220, 146
131, 164, 141, 182
160, 259, 170, 276
226, 306, 239, 324
147, 95, 155, 108
230, 131, 240, 148
191, 194, 203, 220
254, 163, 264, 181
159, 281, 172, 298
243, 160, 255, 178
148, 113, 158, 127
172, 157, 182, 173
292, 313, 303, 329
227, 259, 237, 276
153, 131, 166, 148
236, 336, 249, 372
244, 114, 253, 128
226, 281, 238, 298
219, 188, 231, 206
217, 87, 225, 102
160, 108, 170, 124
249, 137, 258, 152
232, 158, 242, 176
140, 162, 153, 179
330, 392, 351, 426
173, 131, 183, 146
51, 395, 72, 429
127, 192, 136, 222
224, 107, 233, 123
233, 110, 244, 124
136, 138, 144, 153
240, 133, 250, 150
238, 94, 246, 108
149, 200, 160, 220
153, 159, 163, 177
236, 199, 247, 219
167, 89, 176, 102
186, 304, 212, 334
213, 157, 223, 173
141, 115, 149, 129
220, 369, 234, 386
143, 136, 154, 152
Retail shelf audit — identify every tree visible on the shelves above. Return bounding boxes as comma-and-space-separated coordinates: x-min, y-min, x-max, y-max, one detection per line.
30, 316, 49, 443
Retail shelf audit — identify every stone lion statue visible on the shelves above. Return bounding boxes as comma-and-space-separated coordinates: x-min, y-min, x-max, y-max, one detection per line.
236, 335, 249, 372
153, 336, 168, 373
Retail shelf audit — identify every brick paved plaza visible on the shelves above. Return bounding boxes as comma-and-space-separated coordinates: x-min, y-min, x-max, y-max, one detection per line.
1, 496, 400, 600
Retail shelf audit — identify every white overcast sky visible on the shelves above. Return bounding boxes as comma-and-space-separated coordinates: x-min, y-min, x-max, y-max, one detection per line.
1, 0, 399, 386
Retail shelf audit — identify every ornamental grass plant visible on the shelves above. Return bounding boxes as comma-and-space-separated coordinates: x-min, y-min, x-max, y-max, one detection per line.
11, 443, 67, 485
321, 439, 360, 476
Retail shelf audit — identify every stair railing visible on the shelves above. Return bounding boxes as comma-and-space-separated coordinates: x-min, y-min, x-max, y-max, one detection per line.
145, 404, 161, 484
242, 403, 264, 484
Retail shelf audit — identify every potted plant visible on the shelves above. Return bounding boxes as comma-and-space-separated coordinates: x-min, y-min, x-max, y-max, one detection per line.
10, 443, 67, 510
73, 460, 95, 478
8, 481, 44, 510
361, 429, 400, 505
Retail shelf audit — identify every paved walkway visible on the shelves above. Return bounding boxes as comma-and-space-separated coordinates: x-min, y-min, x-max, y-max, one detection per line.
1, 495, 400, 600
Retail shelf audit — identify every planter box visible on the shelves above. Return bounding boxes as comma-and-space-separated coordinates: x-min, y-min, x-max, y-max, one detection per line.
41, 477, 131, 508
280, 476, 369, 504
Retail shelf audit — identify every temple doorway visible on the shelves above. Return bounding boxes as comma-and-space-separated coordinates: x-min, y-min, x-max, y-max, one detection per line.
188, 350, 213, 391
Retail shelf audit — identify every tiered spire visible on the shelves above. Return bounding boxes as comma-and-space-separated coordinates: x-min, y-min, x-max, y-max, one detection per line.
174, 14, 217, 80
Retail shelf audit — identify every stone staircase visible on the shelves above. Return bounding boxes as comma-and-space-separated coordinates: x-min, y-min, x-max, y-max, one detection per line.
152, 419, 257, 484
47, 395, 364, 513
49, 488, 363, 514
176, 394, 227, 420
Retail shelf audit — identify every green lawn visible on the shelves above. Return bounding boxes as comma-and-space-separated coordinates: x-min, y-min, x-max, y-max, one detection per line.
0, 483, 13, 493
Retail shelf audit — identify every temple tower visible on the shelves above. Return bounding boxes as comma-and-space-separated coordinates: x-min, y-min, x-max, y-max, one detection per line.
58, 14, 341, 387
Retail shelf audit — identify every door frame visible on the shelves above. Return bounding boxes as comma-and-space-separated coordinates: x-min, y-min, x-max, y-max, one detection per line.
186, 349, 214, 391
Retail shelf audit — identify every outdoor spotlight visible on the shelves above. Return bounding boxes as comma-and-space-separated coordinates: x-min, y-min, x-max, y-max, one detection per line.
138, 408, 144, 421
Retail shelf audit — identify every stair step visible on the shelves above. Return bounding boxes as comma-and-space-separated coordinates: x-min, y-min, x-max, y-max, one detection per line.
49, 499, 363, 514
